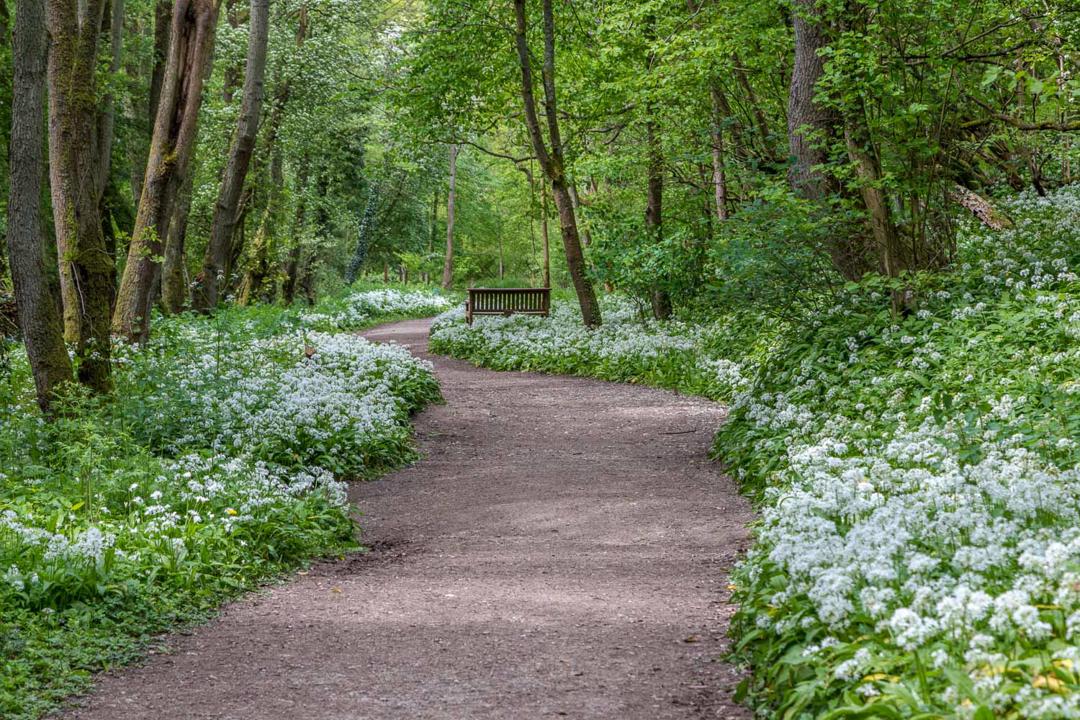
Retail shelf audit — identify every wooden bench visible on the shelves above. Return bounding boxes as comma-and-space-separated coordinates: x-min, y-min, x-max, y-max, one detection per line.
466, 287, 550, 325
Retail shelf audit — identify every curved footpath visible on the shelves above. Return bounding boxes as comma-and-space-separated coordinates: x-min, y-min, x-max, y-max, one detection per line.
63, 318, 753, 720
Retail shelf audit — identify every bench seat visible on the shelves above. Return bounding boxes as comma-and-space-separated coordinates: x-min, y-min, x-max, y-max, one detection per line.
466, 287, 551, 325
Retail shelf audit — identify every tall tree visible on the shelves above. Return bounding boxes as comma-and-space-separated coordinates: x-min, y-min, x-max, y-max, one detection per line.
281, 158, 310, 304
709, 84, 728, 222
113, 0, 220, 340
787, 0, 837, 203
786, 0, 868, 281
512, 0, 601, 327
643, 15, 670, 320
193, 0, 270, 312
46, 0, 113, 391
9, 0, 73, 412
441, 143, 459, 290
127, 0, 173, 206
645, 118, 670, 319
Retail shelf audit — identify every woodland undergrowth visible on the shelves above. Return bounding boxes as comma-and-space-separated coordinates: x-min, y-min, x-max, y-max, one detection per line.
0, 287, 447, 718
431, 186, 1080, 719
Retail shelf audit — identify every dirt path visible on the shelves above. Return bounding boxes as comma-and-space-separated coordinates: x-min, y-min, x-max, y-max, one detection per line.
63, 318, 753, 720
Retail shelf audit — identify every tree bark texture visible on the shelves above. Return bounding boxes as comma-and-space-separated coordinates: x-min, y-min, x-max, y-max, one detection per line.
787, 0, 838, 202
9, 0, 74, 411
844, 119, 904, 278
787, 0, 870, 281
47, 0, 113, 391
193, 0, 269, 311
161, 168, 194, 313
113, 0, 220, 341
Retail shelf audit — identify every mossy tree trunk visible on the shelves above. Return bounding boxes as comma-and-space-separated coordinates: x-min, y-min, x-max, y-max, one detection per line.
9, 0, 74, 412
46, 0, 113, 392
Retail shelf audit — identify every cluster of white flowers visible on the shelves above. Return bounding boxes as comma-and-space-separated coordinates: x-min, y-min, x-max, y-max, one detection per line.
3, 306, 439, 605
431, 300, 724, 386
195, 331, 435, 470
735, 187, 1080, 715
303, 288, 453, 330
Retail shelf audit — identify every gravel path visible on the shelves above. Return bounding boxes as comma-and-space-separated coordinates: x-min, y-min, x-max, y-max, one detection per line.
63, 318, 753, 720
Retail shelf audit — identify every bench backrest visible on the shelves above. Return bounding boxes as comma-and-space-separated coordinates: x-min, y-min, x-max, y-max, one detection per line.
466, 288, 550, 323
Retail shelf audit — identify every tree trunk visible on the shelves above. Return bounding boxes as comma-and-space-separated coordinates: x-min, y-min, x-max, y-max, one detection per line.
441, 143, 459, 290
646, 118, 671, 319
193, 0, 268, 312
95, 0, 123, 197
239, 141, 284, 305
643, 10, 670, 321
9, 0, 74, 412
0, 2, 10, 283
113, 0, 220, 341
787, 0, 837, 202
513, 0, 601, 326
787, 0, 867, 281
844, 118, 904, 278
161, 169, 194, 313
47, 0, 113, 392
127, 0, 172, 206
948, 183, 1012, 231
709, 84, 728, 221
568, 182, 591, 247
149, 0, 171, 124
281, 159, 309, 305
540, 180, 551, 288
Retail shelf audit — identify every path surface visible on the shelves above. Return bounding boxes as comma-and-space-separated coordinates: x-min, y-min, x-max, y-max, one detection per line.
64, 318, 753, 720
